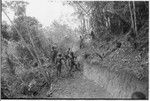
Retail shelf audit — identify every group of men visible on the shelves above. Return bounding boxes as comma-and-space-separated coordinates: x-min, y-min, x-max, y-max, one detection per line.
51, 46, 79, 77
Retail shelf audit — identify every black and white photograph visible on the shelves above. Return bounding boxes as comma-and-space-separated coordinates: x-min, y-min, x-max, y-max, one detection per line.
1, 0, 149, 100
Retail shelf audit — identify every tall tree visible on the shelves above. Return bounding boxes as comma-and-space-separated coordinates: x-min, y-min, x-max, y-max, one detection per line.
2, 1, 29, 17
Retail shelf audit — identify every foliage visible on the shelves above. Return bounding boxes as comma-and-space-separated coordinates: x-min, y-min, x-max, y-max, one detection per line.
2, 1, 29, 16
48, 20, 76, 48
15, 43, 34, 68
2, 2, 52, 98
1, 21, 11, 40
65, 1, 92, 36
11, 16, 40, 42
89, 1, 148, 50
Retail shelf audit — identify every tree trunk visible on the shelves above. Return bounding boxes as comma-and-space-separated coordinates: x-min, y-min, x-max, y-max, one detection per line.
128, 1, 137, 49
26, 24, 42, 67
25, 19, 50, 85
128, 1, 134, 30
133, 1, 137, 36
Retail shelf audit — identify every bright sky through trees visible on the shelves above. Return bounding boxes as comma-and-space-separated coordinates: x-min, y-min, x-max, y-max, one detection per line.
2, 0, 80, 29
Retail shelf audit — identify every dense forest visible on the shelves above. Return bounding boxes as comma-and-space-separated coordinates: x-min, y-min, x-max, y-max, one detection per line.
1, 1, 148, 99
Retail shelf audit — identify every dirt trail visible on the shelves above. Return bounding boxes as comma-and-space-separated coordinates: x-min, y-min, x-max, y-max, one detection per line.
44, 71, 112, 98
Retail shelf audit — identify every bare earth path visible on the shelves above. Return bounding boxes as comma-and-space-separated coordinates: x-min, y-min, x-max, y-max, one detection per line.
43, 71, 112, 98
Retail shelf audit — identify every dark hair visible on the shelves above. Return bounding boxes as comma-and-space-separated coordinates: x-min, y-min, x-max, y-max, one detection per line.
131, 91, 146, 99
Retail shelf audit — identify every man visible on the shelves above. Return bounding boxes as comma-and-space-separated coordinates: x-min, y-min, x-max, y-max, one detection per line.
69, 51, 79, 75
56, 53, 63, 77
51, 46, 58, 64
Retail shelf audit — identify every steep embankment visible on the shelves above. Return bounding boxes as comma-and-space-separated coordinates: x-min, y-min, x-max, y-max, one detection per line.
81, 40, 148, 99
83, 62, 148, 98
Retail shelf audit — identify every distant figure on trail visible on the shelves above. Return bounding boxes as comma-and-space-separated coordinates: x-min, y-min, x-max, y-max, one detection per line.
51, 46, 58, 64
131, 91, 146, 100
56, 53, 63, 77
90, 31, 95, 40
